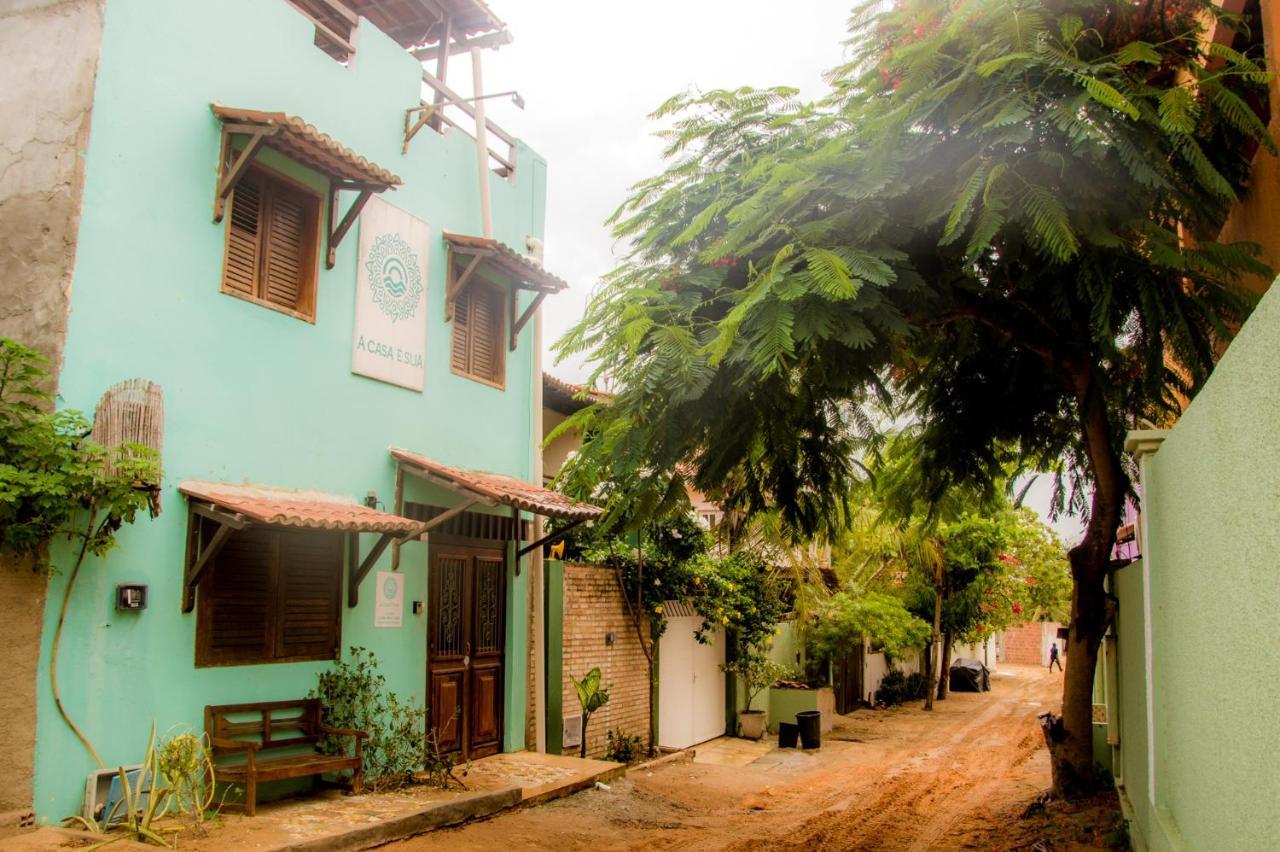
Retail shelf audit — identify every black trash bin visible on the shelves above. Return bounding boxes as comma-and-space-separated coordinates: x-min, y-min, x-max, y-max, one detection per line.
778, 721, 799, 748
796, 710, 821, 749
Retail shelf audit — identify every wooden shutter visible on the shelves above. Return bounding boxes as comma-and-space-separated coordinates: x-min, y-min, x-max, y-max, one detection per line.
470, 285, 503, 385
261, 183, 315, 314
451, 284, 472, 374
199, 526, 276, 666
220, 165, 319, 320
222, 172, 263, 297
197, 526, 340, 667
276, 530, 342, 660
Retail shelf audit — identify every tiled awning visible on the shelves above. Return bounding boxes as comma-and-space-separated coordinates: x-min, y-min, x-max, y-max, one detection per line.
443, 232, 569, 295
390, 449, 603, 521
179, 481, 423, 535
543, 372, 611, 416
211, 104, 402, 188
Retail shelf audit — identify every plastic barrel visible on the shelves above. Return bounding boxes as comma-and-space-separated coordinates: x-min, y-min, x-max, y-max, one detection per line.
778, 721, 799, 748
796, 710, 821, 749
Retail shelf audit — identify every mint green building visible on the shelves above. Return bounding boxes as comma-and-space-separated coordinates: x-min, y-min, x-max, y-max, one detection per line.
3, 0, 599, 823
1102, 279, 1280, 850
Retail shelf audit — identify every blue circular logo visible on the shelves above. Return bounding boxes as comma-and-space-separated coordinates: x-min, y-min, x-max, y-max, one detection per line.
366, 234, 423, 322
382, 576, 398, 599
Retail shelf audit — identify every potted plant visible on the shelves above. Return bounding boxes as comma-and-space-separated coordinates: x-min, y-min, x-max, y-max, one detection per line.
724, 651, 790, 740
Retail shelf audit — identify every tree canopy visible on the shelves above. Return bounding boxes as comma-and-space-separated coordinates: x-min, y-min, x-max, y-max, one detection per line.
555, 0, 1271, 794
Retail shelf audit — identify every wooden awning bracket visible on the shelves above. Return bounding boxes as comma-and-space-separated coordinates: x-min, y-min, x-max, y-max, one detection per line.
444, 249, 492, 320
213, 125, 278, 223
516, 516, 586, 558
347, 532, 394, 608
182, 503, 248, 613
402, 104, 437, 154
510, 291, 545, 351
327, 182, 376, 269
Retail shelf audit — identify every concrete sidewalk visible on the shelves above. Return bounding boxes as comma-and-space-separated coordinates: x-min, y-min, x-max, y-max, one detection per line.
13, 751, 625, 851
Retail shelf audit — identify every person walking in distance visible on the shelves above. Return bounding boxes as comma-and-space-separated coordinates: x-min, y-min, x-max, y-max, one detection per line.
1048, 642, 1063, 672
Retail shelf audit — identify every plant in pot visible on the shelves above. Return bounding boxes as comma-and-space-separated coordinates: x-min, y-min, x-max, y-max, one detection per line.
723, 650, 790, 740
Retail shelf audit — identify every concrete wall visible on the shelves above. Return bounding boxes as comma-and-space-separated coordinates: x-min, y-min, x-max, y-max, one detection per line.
0, 0, 106, 824
29, 0, 548, 822
558, 563, 650, 758
1114, 278, 1280, 850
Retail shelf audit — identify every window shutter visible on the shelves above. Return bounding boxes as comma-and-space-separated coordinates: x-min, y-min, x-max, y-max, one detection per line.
261, 184, 313, 312
222, 173, 263, 297
200, 526, 276, 665
470, 284, 502, 384
276, 530, 342, 660
451, 286, 472, 374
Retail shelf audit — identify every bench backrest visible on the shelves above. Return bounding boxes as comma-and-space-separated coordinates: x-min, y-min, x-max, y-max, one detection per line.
204, 699, 323, 751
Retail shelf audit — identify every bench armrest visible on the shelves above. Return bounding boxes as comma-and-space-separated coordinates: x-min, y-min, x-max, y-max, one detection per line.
210, 737, 259, 754
320, 726, 369, 739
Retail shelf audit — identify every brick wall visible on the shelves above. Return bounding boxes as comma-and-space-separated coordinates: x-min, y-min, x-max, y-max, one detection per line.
1003, 621, 1058, 665
560, 563, 651, 759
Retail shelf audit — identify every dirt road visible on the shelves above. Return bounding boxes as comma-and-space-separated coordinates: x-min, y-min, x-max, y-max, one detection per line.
393, 664, 1122, 851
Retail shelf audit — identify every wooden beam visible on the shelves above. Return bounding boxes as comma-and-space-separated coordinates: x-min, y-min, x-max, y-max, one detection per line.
412, 28, 512, 62
509, 291, 545, 351
402, 104, 436, 154
391, 464, 406, 570
326, 187, 374, 269
444, 250, 489, 320
420, 69, 517, 148
398, 461, 499, 506
348, 532, 393, 608
213, 129, 275, 222
415, 498, 479, 539
516, 517, 587, 558
183, 519, 235, 613
511, 504, 522, 576
191, 502, 249, 530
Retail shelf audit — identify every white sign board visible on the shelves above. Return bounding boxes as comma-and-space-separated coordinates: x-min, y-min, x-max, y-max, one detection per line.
352, 196, 429, 390
374, 571, 404, 628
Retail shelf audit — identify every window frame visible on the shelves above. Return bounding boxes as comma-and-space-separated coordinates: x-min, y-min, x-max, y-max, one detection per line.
449, 275, 508, 390
194, 525, 343, 668
219, 161, 324, 324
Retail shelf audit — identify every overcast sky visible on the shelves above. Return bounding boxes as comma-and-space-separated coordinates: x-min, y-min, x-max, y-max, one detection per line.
442, 2, 1084, 543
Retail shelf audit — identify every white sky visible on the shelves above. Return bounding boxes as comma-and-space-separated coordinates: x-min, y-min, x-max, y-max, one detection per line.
443, 1, 1085, 543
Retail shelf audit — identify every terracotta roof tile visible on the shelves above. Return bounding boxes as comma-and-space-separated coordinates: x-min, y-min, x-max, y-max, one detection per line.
179, 481, 423, 535
390, 449, 602, 521
543, 372, 611, 415
443, 232, 569, 294
212, 104, 402, 188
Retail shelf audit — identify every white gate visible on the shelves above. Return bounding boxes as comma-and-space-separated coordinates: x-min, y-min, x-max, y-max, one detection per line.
658, 614, 726, 749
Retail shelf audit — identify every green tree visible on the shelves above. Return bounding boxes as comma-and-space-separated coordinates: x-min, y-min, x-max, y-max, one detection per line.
557, 0, 1270, 794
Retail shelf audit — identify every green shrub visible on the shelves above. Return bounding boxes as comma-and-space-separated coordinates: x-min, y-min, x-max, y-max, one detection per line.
311, 647, 461, 791
875, 669, 928, 706
604, 729, 645, 764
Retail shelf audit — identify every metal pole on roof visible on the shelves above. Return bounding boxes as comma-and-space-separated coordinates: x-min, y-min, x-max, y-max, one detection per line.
471, 46, 494, 238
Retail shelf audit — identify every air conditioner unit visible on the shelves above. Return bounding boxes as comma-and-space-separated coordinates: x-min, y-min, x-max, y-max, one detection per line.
562, 715, 583, 750
83, 764, 149, 824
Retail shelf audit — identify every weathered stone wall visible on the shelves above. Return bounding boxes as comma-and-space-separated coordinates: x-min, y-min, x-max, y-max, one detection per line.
0, 0, 104, 822
0, 0, 103, 379
560, 564, 650, 759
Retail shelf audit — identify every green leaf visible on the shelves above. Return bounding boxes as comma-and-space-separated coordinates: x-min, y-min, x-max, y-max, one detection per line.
976, 52, 1033, 77
1113, 41, 1160, 66
1075, 74, 1139, 119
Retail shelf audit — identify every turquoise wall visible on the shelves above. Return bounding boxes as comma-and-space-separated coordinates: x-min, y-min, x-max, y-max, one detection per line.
34, 0, 545, 821
1114, 279, 1280, 849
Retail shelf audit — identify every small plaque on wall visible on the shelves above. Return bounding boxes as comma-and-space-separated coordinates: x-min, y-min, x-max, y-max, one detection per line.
374, 571, 403, 628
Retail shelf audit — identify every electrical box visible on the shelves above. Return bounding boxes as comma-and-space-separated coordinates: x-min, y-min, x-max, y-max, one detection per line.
115, 584, 147, 611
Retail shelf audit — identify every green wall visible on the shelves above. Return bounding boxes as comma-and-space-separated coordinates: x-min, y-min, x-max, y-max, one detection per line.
33, 0, 545, 821
1114, 278, 1280, 849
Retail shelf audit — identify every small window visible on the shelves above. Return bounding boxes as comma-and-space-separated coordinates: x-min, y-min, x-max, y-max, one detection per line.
221, 166, 322, 322
196, 526, 342, 667
450, 281, 506, 387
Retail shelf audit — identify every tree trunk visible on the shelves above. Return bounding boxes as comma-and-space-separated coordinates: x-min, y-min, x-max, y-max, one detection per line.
923, 576, 942, 710
936, 632, 952, 700
1044, 366, 1127, 797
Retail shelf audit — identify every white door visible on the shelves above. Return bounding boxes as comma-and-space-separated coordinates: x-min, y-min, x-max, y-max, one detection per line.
658, 616, 726, 749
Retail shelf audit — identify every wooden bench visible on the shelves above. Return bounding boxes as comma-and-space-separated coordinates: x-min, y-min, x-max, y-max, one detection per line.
205, 699, 367, 816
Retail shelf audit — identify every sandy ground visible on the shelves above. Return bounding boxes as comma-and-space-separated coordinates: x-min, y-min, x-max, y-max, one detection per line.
391, 664, 1126, 852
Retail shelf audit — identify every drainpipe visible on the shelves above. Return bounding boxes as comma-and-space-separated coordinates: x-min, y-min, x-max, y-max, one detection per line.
529, 237, 547, 753
471, 47, 493, 238
1124, 429, 1167, 812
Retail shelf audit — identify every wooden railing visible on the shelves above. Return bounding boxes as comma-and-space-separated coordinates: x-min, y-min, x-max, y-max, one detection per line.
420, 69, 518, 177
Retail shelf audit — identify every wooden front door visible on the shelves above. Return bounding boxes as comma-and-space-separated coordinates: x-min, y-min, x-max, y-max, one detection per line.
833, 642, 866, 714
428, 544, 506, 760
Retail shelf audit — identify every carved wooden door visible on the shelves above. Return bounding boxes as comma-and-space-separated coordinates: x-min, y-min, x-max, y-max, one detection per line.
428, 544, 505, 760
